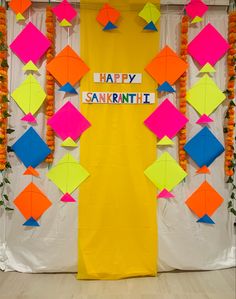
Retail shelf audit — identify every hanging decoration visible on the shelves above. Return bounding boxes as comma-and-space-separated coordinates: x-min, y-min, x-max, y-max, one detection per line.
45, 5, 56, 164
9, 0, 32, 22
188, 23, 229, 71
138, 2, 160, 31
96, 3, 120, 31
144, 99, 188, 146
145, 45, 188, 92
144, 152, 187, 198
52, 0, 77, 27
224, 11, 236, 217
47, 153, 90, 202
187, 74, 226, 123
185, 0, 208, 24
47, 101, 91, 147
0, 6, 9, 171
14, 182, 52, 226
46, 45, 89, 92
178, 15, 189, 172
185, 181, 223, 224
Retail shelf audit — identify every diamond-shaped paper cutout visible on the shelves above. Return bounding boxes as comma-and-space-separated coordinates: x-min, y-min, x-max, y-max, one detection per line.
14, 182, 52, 221
10, 22, 51, 64
144, 99, 188, 140
47, 101, 91, 141
185, 0, 208, 19
187, 74, 225, 117
186, 181, 223, 219
9, 0, 32, 15
47, 45, 89, 86
188, 23, 229, 66
96, 3, 120, 28
52, 0, 77, 22
184, 127, 224, 168
12, 127, 51, 168
11, 74, 46, 116
144, 152, 187, 192
47, 153, 90, 194
145, 45, 188, 85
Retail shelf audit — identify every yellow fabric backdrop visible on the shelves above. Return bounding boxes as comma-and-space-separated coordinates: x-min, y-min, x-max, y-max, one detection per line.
78, 0, 160, 279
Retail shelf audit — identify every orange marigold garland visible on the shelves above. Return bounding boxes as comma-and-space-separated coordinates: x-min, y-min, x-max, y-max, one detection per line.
45, 5, 55, 164
0, 6, 8, 171
224, 11, 236, 216
178, 15, 189, 172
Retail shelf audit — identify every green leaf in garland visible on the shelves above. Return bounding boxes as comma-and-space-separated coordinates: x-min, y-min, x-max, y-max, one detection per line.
3, 111, 11, 118
0, 182, 3, 187
3, 177, 10, 184
5, 207, 14, 211
0, 200, 4, 206
230, 100, 236, 106
0, 138, 3, 144
223, 127, 228, 133
5, 161, 11, 169
228, 201, 233, 208
229, 76, 235, 81
231, 193, 235, 199
3, 194, 9, 201
230, 208, 236, 216
0, 43, 7, 51
1, 59, 8, 68
7, 146, 13, 153
226, 176, 234, 183
2, 95, 9, 103
6, 128, 15, 134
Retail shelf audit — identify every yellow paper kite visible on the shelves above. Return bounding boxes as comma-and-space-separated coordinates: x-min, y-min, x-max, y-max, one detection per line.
138, 2, 160, 31
144, 152, 187, 197
187, 74, 225, 120
11, 74, 46, 123
47, 153, 90, 202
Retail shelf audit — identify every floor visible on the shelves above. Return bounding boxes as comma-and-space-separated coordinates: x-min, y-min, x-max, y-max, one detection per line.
0, 268, 235, 299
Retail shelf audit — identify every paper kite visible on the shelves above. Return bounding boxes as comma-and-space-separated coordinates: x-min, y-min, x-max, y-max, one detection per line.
47, 101, 91, 147
9, 0, 32, 21
188, 24, 229, 70
96, 3, 120, 31
184, 127, 224, 169
47, 153, 90, 202
145, 46, 188, 92
144, 99, 188, 145
12, 127, 51, 169
47, 45, 89, 91
10, 22, 51, 70
14, 182, 52, 226
52, 0, 77, 27
185, 0, 208, 24
11, 74, 46, 123
185, 181, 223, 224
138, 2, 160, 31
187, 74, 225, 123
144, 152, 187, 198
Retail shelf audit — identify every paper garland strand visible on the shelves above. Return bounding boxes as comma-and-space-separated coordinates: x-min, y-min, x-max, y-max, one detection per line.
45, 5, 55, 164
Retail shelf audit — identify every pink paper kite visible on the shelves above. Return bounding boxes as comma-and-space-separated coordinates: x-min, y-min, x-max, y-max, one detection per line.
10, 22, 51, 64
188, 23, 229, 66
185, 0, 208, 19
47, 101, 91, 141
144, 99, 188, 139
52, 0, 77, 22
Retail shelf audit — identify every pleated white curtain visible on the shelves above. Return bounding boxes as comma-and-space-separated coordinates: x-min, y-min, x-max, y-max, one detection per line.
0, 5, 235, 272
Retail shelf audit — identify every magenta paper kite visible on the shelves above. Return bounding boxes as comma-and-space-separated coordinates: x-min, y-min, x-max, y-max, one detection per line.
144, 99, 188, 145
188, 23, 229, 66
10, 22, 51, 64
52, 0, 77, 22
185, 0, 208, 19
47, 101, 91, 145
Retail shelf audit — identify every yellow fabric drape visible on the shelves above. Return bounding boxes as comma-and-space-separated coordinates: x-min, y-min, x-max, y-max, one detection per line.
78, 0, 160, 279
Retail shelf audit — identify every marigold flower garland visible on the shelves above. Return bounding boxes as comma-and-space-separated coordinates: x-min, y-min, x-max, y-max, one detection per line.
178, 15, 189, 172
0, 6, 8, 171
224, 11, 236, 216
45, 5, 55, 164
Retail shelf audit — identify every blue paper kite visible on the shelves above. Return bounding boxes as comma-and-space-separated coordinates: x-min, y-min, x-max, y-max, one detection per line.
12, 127, 51, 168
184, 127, 224, 168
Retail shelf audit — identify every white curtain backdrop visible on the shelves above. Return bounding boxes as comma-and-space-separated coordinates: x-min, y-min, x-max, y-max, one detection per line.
0, 5, 235, 273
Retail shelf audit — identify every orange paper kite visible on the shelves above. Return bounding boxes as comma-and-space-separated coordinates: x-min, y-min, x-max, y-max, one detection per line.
9, 0, 32, 15
96, 3, 120, 30
14, 182, 52, 226
185, 181, 223, 224
46, 45, 89, 87
145, 45, 188, 91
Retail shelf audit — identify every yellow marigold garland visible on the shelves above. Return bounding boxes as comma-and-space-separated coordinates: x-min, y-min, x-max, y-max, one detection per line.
178, 15, 189, 172
45, 5, 55, 164
0, 6, 8, 171
224, 11, 236, 217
